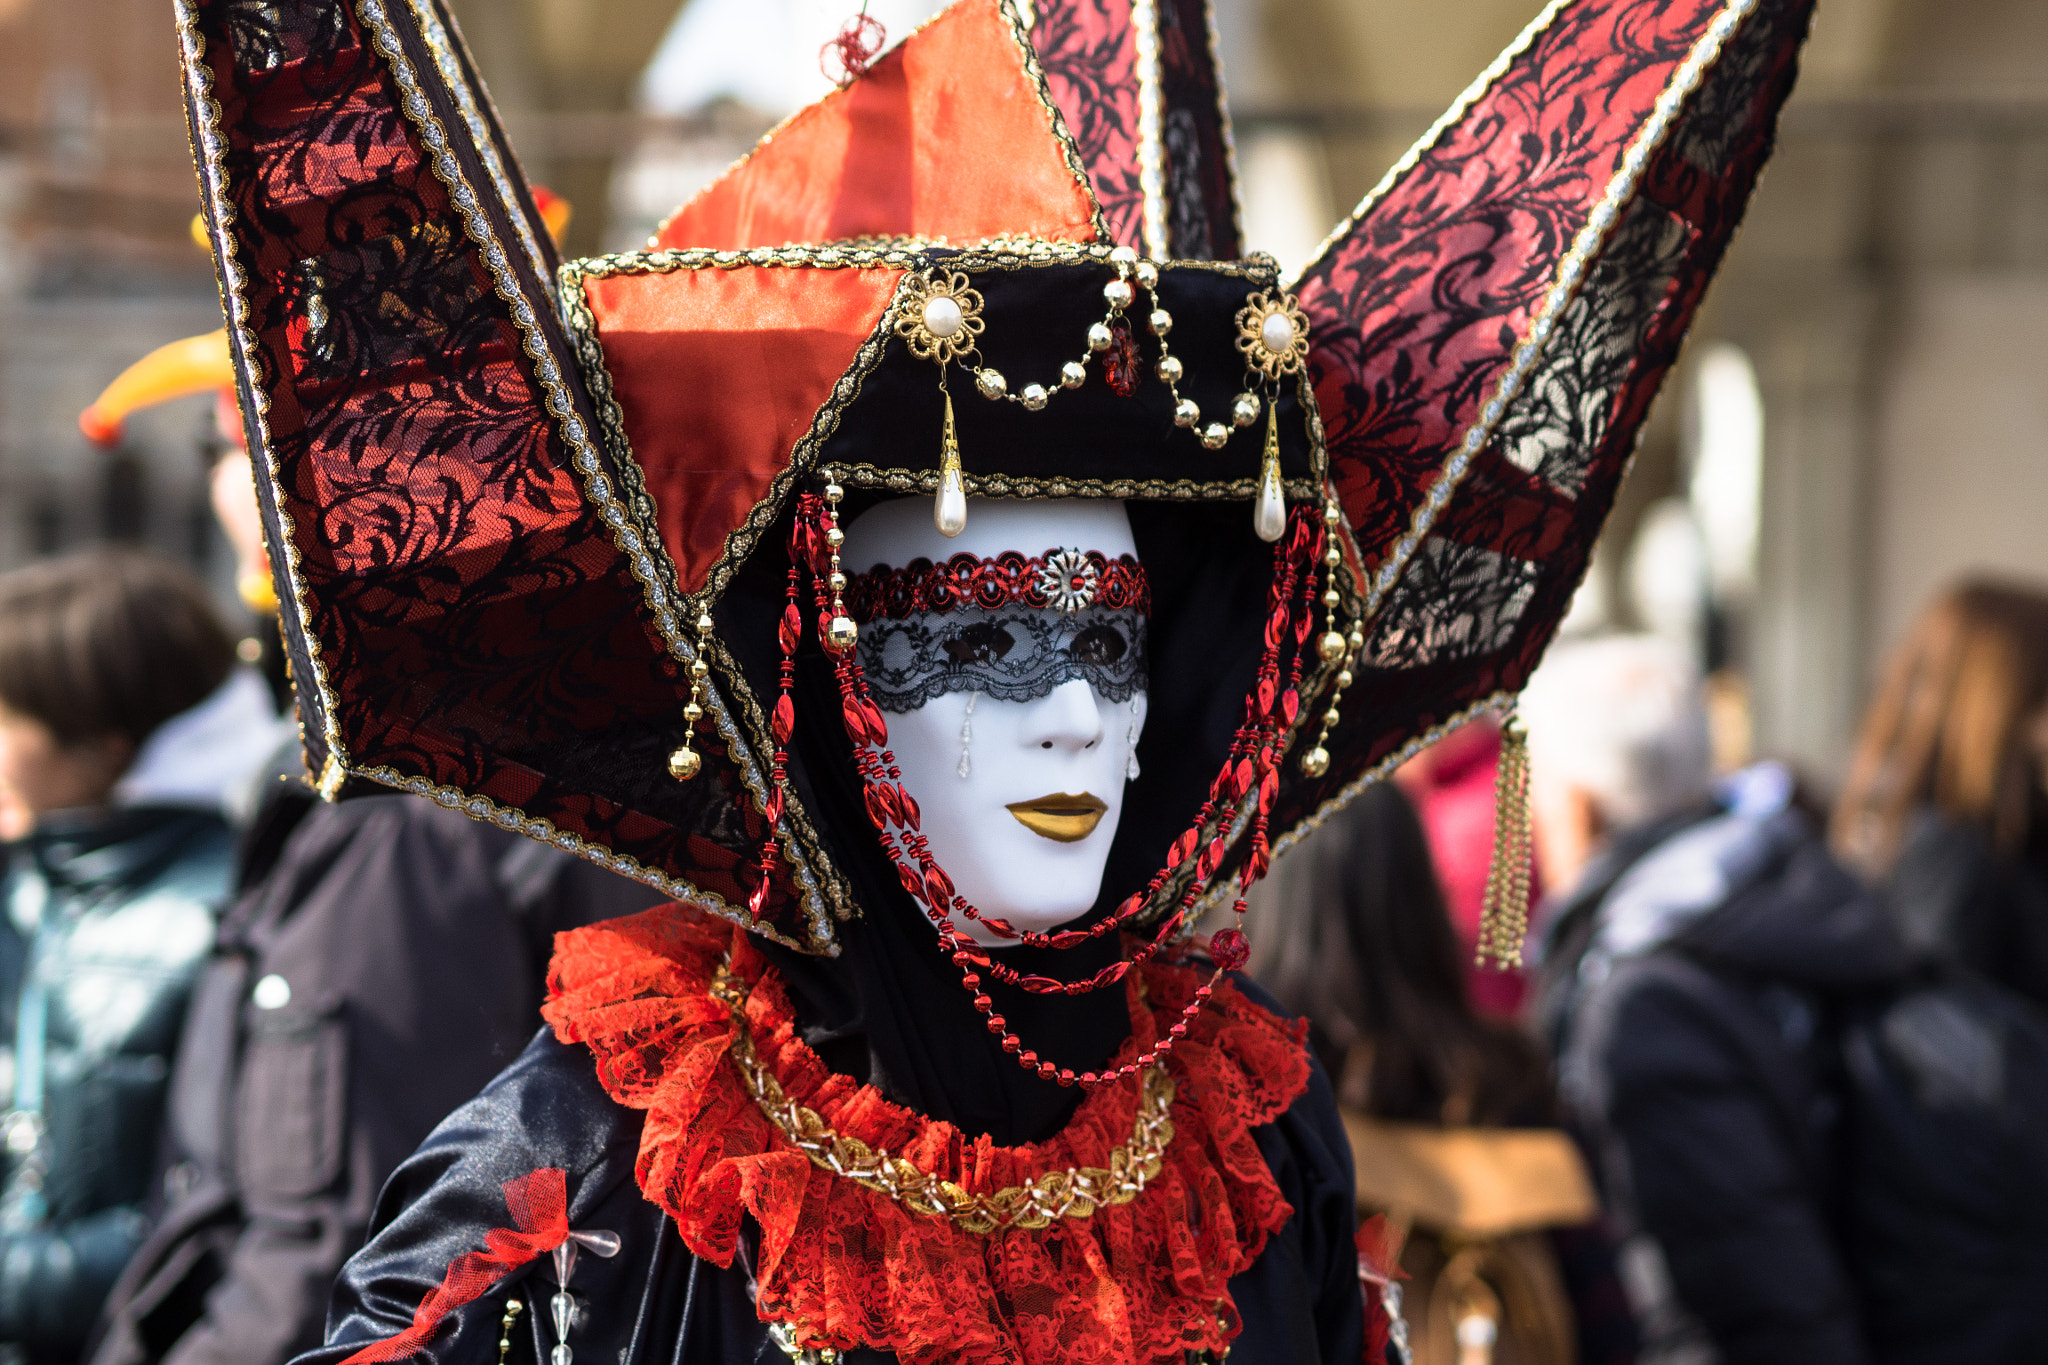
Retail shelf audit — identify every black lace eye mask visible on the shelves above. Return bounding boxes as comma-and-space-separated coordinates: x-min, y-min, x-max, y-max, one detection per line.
857, 606, 1147, 712
842, 547, 1152, 712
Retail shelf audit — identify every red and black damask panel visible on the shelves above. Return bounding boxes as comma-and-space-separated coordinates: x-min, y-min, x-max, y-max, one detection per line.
1029, 0, 1240, 259
1269, 0, 1814, 837
183, 0, 819, 942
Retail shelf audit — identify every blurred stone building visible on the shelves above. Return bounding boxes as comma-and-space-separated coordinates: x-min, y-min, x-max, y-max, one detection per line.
0, 0, 2042, 785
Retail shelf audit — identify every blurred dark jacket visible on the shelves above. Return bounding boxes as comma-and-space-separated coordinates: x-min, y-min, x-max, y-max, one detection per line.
86, 784, 661, 1365
1538, 798, 1907, 1365
0, 806, 235, 1365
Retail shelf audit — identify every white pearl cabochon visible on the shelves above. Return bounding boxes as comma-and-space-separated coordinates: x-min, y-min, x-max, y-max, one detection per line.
840, 498, 1149, 945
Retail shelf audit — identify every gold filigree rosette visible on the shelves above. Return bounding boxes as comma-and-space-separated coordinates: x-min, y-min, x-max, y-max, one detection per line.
714, 964, 1176, 1234
894, 269, 986, 366
1234, 290, 1310, 382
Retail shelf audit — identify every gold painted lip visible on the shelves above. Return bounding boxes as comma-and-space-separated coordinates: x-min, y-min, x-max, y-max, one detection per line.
1005, 792, 1109, 843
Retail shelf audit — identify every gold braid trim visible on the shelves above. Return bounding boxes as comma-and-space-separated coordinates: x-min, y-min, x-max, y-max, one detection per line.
712, 964, 1176, 1235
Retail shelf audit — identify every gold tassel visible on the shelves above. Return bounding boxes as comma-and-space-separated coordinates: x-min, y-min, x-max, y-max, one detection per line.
1476, 712, 1533, 970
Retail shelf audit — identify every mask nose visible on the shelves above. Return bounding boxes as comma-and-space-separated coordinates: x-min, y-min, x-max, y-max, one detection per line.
1019, 678, 1106, 755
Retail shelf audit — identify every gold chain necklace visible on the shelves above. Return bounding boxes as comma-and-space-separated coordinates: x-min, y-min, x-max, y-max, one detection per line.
711, 963, 1176, 1235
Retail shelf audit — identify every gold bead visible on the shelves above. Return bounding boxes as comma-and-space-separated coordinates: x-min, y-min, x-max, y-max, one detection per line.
1322, 588, 1341, 609
1103, 278, 1135, 309
1317, 630, 1347, 660
975, 368, 1007, 399
1148, 308, 1172, 337
1348, 629, 1364, 651
824, 526, 845, 548
1301, 746, 1330, 778
1324, 547, 1342, 568
824, 484, 843, 503
1324, 706, 1340, 727
828, 571, 847, 592
1337, 669, 1353, 688
1087, 323, 1112, 352
682, 701, 703, 724
1173, 398, 1200, 428
696, 611, 714, 634
1061, 360, 1087, 388
1155, 354, 1183, 383
1109, 245, 1138, 266
1323, 503, 1340, 525
1134, 261, 1159, 289
826, 615, 859, 653
1020, 383, 1048, 411
667, 746, 702, 781
1200, 422, 1229, 450
1232, 393, 1261, 428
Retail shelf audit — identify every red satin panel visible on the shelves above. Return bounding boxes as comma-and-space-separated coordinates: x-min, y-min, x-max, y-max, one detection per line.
654, 0, 1101, 250
585, 265, 903, 596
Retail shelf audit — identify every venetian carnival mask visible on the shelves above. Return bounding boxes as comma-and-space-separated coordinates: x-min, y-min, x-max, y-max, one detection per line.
840, 498, 1148, 943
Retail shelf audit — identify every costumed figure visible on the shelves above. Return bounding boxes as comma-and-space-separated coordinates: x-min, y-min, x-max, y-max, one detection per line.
170, 0, 1812, 1360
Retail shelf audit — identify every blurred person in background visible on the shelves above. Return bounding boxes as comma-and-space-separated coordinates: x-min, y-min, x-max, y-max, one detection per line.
0, 552, 247, 1364
1522, 624, 2048, 1365
1525, 634, 1900, 1364
1398, 718, 1538, 1018
1832, 580, 2048, 1008
1251, 780, 1634, 1365
73, 199, 661, 1365
86, 406, 664, 1365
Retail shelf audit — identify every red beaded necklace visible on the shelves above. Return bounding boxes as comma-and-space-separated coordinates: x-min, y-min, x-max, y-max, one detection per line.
746, 479, 1330, 1088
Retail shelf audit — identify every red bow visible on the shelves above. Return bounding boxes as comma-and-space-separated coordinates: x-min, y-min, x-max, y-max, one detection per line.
341, 1168, 571, 1364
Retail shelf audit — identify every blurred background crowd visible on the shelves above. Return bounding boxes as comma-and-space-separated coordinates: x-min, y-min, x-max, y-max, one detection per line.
0, 1, 2039, 1364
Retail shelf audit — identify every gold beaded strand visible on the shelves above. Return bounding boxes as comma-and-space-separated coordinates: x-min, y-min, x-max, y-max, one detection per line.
667, 610, 717, 781
821, 472, 857, 652
1300, 501, 1361, 779
495, 1298, 523, 1365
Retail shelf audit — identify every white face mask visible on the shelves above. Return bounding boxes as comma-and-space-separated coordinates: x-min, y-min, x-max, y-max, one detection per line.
841, 498, 1148, 948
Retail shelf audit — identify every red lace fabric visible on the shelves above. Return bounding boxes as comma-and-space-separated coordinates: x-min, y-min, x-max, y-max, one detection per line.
542, 905, 1312, 1365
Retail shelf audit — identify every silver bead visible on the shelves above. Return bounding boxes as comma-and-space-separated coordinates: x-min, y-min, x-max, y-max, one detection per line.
1155, 354, 1183, 383
1232, 392, 1261, 427
1020, 383, 1048, 411
975, 368, 1007, 399
1134, 261, 1159, 289
1103, 278, 1135, 309
1061, 360, 1088, 388
1148, 308, 1172, 337
1108, 245, 1138, 266
1200, 422, 1229, 450
1087, 322, 1112, 352
1173, 398, 1200, 428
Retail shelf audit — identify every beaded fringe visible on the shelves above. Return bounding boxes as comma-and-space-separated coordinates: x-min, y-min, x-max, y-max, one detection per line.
1475, 712, 1533, 970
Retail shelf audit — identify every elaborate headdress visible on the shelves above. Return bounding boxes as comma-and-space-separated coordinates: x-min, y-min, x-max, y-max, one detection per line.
179, 0, 1810, 1066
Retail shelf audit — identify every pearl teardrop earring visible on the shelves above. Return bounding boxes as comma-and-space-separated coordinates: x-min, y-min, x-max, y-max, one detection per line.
957, 692, 978, 779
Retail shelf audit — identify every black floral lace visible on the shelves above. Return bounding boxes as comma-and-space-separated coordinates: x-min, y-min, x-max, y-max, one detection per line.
858, 606, 1147, 712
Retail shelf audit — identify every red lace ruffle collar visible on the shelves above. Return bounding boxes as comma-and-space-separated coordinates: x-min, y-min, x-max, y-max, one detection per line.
542, 905, 1312, 1365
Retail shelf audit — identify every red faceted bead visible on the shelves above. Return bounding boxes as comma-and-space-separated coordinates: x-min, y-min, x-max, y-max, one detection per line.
1102, 318, 1141, 397
1210, 927, 1250, 972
